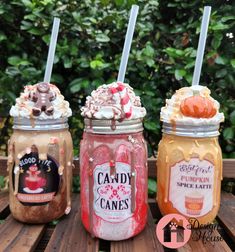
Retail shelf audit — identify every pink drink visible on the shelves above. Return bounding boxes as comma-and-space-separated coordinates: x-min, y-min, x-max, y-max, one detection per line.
80, 82, 147, 240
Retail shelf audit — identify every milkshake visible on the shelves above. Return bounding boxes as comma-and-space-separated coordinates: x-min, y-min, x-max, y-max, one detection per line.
157, 85, 224, 225
80, 82, 147, 240
8, 82, 73, 223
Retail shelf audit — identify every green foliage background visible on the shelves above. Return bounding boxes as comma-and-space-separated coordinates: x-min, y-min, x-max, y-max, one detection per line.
0, 0, 235, 157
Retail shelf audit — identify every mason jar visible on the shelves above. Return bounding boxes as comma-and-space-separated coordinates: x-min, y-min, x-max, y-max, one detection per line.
157, 122, 222, 225
8, 117, 73, 223
80, 118, 148, 240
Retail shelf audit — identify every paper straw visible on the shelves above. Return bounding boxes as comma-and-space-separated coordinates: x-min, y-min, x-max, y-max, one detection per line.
43, 17, 60, 83
117, 5, 139, 83
192, 6, 211, 86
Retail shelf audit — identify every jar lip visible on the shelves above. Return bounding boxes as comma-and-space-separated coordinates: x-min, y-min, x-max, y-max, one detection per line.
12, 117, 69, 131
84, 118, 143, 134
162, 122, 220, 138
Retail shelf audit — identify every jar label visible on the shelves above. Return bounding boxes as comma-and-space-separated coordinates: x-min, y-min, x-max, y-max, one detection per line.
93, 162, 134, 222
13, 152, 60, 206
169, 158, 214, 217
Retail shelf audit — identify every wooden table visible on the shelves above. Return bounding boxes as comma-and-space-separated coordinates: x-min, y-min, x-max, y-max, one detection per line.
0, 157, 234, 252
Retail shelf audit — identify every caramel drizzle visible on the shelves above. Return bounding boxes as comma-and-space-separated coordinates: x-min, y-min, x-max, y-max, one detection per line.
64, 140, 72, 213
14, 143, 22, 195
88, 136, 95, 237
7, 140, 14, 172
164, 155, 169, 203
57, 139, 71, 213
58, 140, 65, 176
47, 141, 59, 163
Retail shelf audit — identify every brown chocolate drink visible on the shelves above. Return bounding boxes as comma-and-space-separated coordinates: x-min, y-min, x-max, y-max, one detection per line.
8, 83, 73, 223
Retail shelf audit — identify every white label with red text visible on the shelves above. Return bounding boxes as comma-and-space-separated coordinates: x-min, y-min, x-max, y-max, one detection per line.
93, 162, 134, 222
169, 158, 214, 217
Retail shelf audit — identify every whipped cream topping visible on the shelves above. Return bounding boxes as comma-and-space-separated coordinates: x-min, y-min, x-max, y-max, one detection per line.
10, 84, 72, 119
81, 82, 146, 120
161, 85, 224, 125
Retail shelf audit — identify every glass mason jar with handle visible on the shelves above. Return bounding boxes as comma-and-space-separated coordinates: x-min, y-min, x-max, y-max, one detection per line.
8, 83, 73, 223
80, 82, 148, 240
157, 85, 224, 225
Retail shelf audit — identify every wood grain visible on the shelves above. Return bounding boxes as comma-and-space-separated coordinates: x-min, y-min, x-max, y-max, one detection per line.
178, 228, 232, 252
45, 194, 99, 252
217, 192, 235, 243
0, 216, 45, 252
110, 207, 164, 252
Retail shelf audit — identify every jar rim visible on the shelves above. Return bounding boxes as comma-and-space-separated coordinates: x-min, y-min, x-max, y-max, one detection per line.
84, 118, 143, 134
162, 122, 220, 138
12, 117, 69, 131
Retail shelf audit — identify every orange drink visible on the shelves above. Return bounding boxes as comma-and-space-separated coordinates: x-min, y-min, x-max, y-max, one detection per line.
157, 85, 224, 225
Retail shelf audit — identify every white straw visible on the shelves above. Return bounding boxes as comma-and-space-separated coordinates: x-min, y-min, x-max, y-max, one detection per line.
192, 6, 211, 86
117, 5, 139, 83
43, 17, 60, 83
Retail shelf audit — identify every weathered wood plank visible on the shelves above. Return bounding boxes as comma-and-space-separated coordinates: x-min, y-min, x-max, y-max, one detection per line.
177, 228, 232, 252
177, 230, 232, 252
0, 156, 235, 178
110, 207, 164, 252
45, 194, 99, 252
217, 192, 235, 242
0, 216, 45, 252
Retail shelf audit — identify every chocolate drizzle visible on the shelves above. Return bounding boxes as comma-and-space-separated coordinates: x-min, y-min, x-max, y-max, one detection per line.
111, 119, 116, 130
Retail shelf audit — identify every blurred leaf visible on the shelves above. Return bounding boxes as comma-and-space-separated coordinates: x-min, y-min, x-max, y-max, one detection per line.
90, 60, 104, 69
73, 176, 80, 193
211, 33, 223, 49
50, 220, 60, 225
0, 176, 4, 188
175, 69, 186, 80
146, 58, 155, 67
28, 27, 43, 35
8, 56, 21, 66
211, 23, 229, 31
63, 56, 72, 68
215, 69, 227, 78
230, 111, 235, 125
230, 59, 235, 68
215, 56, 226, 65
95, 34, 110, 42
144, 121, 158, 131
164, 47, 184, 58
0, 32, 7, 42
221, 16, 235, 22
223, 127, 234, 140
69, 78, 89, 93
148, 178, 157, 195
